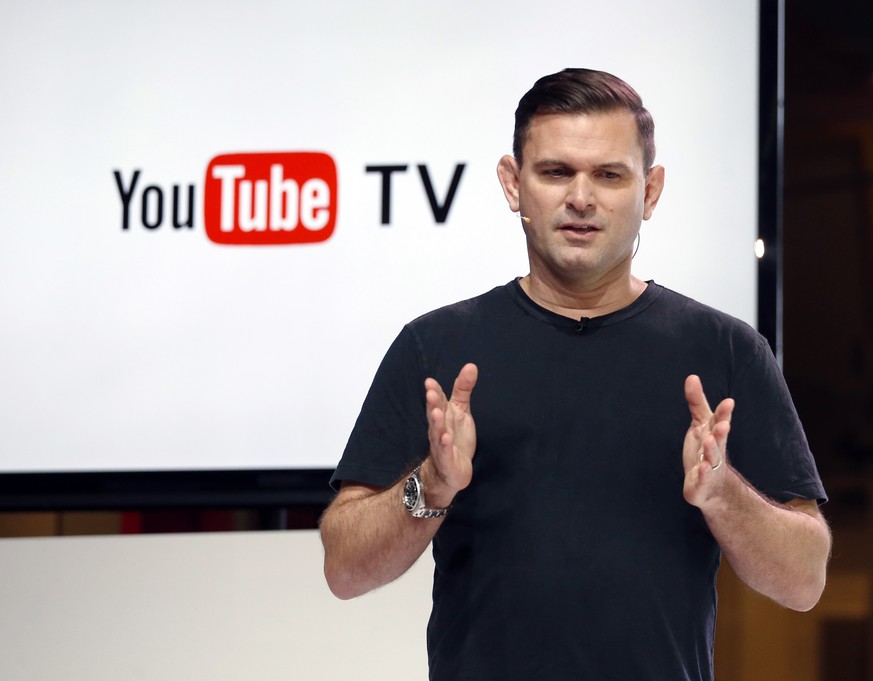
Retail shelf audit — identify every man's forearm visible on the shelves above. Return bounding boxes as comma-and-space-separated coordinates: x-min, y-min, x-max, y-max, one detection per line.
700, 467, 831, 611
323, 365, 476, 599
320, 478, 445, 600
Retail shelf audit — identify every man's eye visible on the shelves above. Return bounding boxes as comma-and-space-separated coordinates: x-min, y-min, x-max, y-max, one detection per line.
544, 168, 568, 177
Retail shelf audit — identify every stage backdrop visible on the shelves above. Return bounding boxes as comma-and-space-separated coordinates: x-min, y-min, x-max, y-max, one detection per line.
0, 0, 759, 474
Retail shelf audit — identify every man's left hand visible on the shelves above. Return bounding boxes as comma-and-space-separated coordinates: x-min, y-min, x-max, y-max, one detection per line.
682, 374, 734, 508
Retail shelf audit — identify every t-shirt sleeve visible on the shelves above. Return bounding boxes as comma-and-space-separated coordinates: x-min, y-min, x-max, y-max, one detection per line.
329, 325, 430, 490
727, 334, 827, 504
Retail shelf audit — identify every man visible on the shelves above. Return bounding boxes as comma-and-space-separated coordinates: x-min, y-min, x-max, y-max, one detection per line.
320, 68, 831, 680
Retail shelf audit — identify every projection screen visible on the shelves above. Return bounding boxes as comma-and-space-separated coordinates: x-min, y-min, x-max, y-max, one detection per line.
0, 1, 762, 502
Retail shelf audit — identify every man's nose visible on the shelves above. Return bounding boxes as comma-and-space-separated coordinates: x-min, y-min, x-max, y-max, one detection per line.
566, 175, 595, 213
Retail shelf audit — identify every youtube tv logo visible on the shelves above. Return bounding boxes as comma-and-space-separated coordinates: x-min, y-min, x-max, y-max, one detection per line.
204, 152, 338, 245
115, 150, 465, 242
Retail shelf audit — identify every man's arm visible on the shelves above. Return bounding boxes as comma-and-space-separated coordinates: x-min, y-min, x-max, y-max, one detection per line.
683, 374, 832, 612
320, 363, 478, 600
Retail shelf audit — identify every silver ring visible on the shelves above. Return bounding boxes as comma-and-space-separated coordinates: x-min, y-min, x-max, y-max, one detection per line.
700, 452, 722, 471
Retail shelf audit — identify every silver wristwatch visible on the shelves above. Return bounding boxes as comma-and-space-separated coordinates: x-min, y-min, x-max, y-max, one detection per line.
402, 466, 451, 519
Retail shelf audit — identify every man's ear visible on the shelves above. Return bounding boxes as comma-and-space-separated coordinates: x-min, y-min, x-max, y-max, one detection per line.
496, 155, 521, 213
643, 165, 665, 221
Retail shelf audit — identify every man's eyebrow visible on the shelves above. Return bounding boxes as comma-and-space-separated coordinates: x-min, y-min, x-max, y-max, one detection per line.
530, 159, 635, 172
593, 161, 634, 172
530, 158, 569, 169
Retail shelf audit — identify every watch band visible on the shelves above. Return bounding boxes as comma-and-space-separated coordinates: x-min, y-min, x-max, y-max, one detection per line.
404, 466, 451, 519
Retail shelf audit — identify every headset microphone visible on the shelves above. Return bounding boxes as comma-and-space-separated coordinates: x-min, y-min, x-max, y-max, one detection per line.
519, 215, 532, 224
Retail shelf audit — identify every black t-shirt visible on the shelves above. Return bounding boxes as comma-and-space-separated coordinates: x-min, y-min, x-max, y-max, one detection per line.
332, 280, 825, 681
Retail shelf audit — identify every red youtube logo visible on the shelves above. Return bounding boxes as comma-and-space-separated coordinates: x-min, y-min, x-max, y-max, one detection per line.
204, 152, 338, 245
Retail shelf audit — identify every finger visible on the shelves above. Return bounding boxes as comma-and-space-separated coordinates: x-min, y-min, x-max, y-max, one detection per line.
449, 363, 478, 408
713, 397, 735, 425
425, 377, 448, 414
713, 415, 731, 451
426, 399, 443, 435
684, 374, 711, 418
434, 424, 454, 460
698, 427, 730, 470
427, 405, 451, 461
684, 375, 713, 424
424, 376, 448, 448
711, 397, 734, 450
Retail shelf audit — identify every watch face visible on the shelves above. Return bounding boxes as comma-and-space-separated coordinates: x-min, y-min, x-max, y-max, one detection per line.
403, 474, 419, 511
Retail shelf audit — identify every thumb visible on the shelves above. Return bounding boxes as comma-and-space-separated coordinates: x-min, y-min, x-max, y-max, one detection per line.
450, 363, 478, 407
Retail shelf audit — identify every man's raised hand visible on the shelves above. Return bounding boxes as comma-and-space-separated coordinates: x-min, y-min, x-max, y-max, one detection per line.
683, 374, 734, 508
421, 363, 479, 507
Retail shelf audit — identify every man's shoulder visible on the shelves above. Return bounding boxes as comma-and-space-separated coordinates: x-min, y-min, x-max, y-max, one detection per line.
408, 281, 516, 328
648, 283, 767, 349
652, 283, 756, 327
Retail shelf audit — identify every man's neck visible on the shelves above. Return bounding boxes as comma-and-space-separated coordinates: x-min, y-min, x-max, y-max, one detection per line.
519, 273, 648, 320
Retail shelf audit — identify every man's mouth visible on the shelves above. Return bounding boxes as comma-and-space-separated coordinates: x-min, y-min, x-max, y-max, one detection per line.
560, 224, 599, 233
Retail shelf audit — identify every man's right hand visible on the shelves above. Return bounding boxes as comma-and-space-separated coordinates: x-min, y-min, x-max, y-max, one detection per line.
421, 363, 479, 509
321, 362, 479, 599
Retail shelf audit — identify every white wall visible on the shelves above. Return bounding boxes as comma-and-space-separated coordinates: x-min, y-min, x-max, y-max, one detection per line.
0, 530, 434, 681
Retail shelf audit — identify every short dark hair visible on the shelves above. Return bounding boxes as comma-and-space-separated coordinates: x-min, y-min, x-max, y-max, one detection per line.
512, 68, 656, 171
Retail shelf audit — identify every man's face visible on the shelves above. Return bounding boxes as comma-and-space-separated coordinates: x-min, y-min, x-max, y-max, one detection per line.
497, 110, 664, 288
